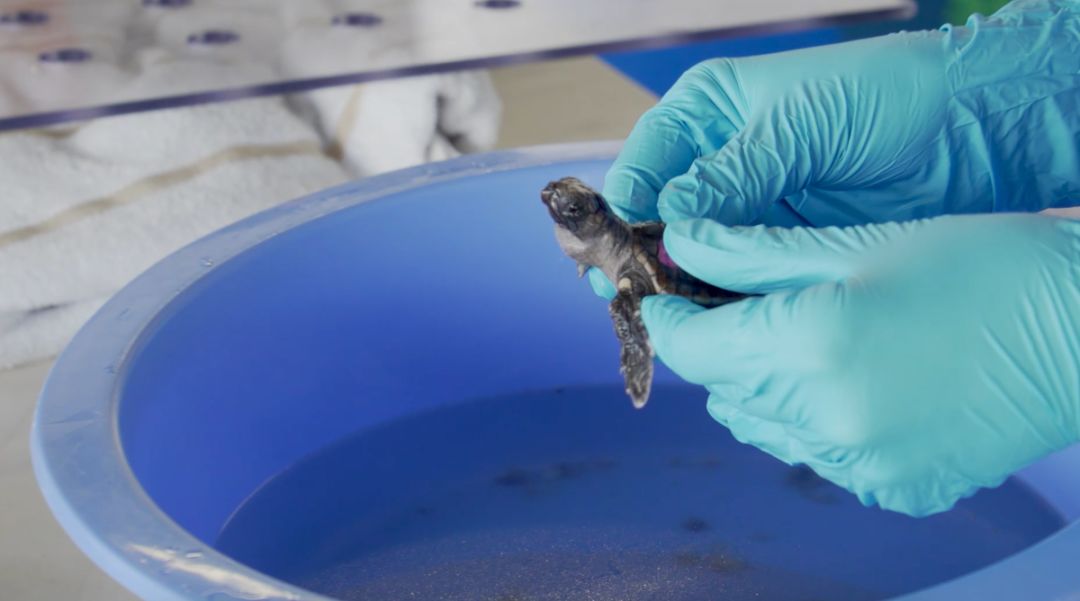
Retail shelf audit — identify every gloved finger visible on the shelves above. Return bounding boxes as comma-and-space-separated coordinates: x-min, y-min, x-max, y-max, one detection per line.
640, 294, 759, 387
713, 403, 873, 510
640, 293, 798, 387
603, 61, 744, 222
641, 285, 848, 423
657, 127, 806, 225
807, 459, 977, 517
706, 398, 811, 466
639, 296, 710, 382
587, 267, 616, 300
756, 198, 815, 228
662, 218, 917, 294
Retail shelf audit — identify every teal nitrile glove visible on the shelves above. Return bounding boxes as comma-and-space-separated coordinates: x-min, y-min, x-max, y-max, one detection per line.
641, 213, 1080, 516
590, 0, 1080, 299
602, 0, 1080, 228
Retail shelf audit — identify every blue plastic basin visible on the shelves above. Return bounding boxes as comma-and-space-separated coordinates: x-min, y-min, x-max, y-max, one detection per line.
32, 142, 1080, 600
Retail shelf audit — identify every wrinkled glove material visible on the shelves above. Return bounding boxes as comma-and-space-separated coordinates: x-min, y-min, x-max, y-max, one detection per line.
588, 0, 1080, 516
644, 213, 1080, 516
603, 0, 1080, 228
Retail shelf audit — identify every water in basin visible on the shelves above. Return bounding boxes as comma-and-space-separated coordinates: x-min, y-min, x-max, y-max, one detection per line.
217, 384, 1064, 601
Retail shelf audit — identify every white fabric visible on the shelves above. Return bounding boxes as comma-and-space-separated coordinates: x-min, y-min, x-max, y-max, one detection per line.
292, 71, 501, 176
0, 96, 349, 368
0, 3, 502, 367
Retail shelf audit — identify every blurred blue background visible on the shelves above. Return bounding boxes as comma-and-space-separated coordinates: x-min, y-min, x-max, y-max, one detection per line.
602, 0, 1009, 96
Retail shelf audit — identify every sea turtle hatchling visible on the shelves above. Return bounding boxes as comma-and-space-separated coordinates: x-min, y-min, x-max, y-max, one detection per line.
540, 177, 746, 409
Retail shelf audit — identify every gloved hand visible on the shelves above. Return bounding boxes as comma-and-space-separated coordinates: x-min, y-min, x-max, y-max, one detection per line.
641, 212, 1080, 516
589, 0, 1080, 300
602, 0, 1080, 229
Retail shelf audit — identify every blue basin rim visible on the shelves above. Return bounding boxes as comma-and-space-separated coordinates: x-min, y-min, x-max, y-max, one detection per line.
30, 140, 1080, 601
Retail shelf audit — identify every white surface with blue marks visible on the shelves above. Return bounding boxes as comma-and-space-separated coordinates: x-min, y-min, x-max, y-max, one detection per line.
0, 0, 911, 127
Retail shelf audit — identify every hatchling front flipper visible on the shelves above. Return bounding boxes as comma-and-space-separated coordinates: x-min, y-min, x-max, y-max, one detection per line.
609, 288, 654, 409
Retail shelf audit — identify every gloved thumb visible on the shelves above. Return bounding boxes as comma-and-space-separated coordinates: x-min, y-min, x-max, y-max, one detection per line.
657, 129, 805, 225
640, 291, 811, 387
586, 267, 616, 300
663, 218, 917, 294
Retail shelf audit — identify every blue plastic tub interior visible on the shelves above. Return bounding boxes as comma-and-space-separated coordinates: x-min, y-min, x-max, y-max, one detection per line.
32, 141, 1080, 601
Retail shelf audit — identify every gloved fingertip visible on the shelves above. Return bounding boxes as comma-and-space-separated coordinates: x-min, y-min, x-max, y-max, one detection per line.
662, 218, 741, 263
657, 174, 711, 223
702, 382, 755, 406
856, 490, 879, 509
663, 218, 712, 246
640, 294, 704, 360
641, 294, 702, 324
662, 219, 777, 292
666, 217, 871, 293
705, 397, 744, 426
707, 395, 798, 464
658, 168, 758, 226
601, 165, 661, 223
586, 267, 616, 300
871, 490, 938, 517
875, 482, 974, 518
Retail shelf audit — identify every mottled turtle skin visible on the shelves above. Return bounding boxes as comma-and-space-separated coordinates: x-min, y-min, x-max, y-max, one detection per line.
540, 177, 745, 409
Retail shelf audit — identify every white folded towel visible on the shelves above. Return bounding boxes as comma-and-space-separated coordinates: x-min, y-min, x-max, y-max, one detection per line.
274, 1, 502, 174
0, 1, 502, 368
291, 70, 501, 176
0, 95, 351, 368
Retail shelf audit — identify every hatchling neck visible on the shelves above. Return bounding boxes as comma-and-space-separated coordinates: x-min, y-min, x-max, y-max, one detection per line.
603, 210, 636, 253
